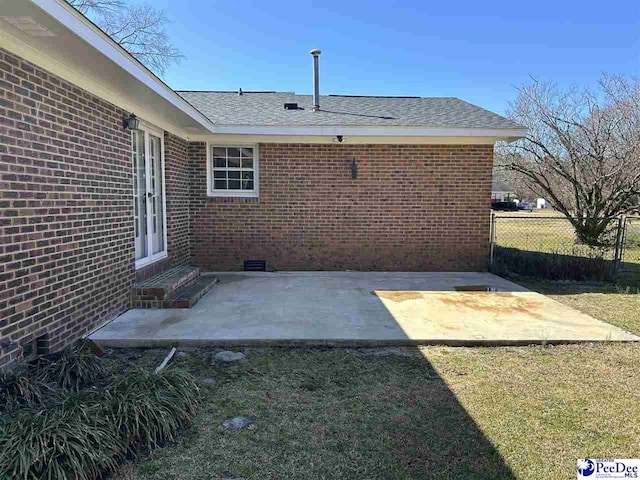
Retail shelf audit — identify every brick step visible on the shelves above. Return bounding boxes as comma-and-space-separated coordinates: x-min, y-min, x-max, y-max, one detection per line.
132, 266, 201, 308
164, 276, 219, 308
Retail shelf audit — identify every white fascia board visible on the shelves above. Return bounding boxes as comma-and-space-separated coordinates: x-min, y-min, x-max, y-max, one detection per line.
209, 125, 527, 139
29, 0, 215, 131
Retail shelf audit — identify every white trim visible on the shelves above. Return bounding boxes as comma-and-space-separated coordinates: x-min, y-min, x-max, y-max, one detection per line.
28, 0, 214, 131
133, 121, 168, 269
207, 125, 527, 139
206, 143, 260, 198
190, 134, 507, 145
135, 252, 168, 270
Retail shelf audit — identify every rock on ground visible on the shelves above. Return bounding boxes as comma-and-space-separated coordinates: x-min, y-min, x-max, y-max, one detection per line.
222, 473, 247, 480
221, 416, 255, 431
200, 377, 216, 385
214, 351, 245, 362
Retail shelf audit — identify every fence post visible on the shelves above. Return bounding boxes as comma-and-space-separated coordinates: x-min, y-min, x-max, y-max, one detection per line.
490, 211, 496, 266
613, 215, 627, 274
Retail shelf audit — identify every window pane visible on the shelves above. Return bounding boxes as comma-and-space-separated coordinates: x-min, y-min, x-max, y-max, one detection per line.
210, 145, 257, 195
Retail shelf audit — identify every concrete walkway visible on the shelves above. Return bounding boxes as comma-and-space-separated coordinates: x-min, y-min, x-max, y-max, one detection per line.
90, 272, 639, 346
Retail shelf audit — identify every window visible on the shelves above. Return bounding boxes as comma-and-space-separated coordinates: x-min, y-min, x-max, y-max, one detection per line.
208, 145, 258, 197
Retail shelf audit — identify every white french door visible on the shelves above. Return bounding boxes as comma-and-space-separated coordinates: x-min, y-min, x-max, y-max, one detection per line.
132, 124, 167, 268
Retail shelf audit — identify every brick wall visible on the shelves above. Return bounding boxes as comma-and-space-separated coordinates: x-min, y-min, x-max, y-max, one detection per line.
189, 143, 494, 271
0, 47, 134, 367
164, 133, 190, 266
0, 48, 191, 368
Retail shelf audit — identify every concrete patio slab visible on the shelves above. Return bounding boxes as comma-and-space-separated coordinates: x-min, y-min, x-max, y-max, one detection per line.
90, 272, 639, 346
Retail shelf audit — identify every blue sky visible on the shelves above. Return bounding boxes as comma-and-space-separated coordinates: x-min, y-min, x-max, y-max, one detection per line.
154, 0, 639, 114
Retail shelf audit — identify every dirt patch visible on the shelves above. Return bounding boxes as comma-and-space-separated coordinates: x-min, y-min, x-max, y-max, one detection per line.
437, 292, 546, 320
373, 290, 424, 302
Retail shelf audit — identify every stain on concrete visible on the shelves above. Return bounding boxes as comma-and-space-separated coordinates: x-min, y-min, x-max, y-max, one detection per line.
454, 285, 498, 292
438, 292, 546, 320
216, 274, 252, 286
373, 291, 424, 302
160, 316, 185, 327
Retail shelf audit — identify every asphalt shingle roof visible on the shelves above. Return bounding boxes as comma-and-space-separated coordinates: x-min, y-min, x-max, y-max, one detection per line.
492, 178, 514, 192
176, 91, 522, 129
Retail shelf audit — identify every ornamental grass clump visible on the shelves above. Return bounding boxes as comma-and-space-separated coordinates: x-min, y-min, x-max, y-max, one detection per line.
0, 346, 200, 480
108, 369, 200, 451
34, 346, 111, 391
0, 368, 55, 413
0, 394, 125, 480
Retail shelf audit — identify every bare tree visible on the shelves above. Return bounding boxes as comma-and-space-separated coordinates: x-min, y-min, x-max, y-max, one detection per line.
67, 0, 183, 76
498, 75, 640, 246
493, 159, 535, 202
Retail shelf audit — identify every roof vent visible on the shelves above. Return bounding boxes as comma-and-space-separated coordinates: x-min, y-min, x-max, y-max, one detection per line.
310, 49, 321, 111
284, 103, 300, 110
238, 88, 243, 96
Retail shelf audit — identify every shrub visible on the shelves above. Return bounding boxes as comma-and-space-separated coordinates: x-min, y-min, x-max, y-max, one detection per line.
108, 369, 200, 451
492, 246, 613, 282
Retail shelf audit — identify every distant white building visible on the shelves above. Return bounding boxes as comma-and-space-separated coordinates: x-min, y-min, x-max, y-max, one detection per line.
491, 178, 517, 202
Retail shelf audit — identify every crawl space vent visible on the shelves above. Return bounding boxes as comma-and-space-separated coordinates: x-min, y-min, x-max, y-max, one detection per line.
243, 260, 266, 271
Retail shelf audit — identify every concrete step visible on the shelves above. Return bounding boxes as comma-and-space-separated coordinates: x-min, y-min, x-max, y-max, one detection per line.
164, 276, 219, 308
132, 266, 201, 308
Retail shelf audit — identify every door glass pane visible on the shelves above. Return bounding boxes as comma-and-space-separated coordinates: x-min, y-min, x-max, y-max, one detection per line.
150, 134, 164, 254
133, 130, 147, 260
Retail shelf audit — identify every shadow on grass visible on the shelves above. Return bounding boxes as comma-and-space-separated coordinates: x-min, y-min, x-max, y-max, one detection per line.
354, 347, 517, 479
115, 346, 517, 480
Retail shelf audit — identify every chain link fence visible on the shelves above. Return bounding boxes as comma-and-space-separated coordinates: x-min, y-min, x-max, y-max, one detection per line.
490, 215, 640, 280
621, 217, 640, 271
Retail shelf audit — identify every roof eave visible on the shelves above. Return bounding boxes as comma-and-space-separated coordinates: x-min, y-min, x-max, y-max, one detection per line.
209, 125, 527, 139
31, 0, 215, 132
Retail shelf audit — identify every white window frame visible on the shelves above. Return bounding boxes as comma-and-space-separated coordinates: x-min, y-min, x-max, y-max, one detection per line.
206, 143, 259, 198
133, 122, 168, 270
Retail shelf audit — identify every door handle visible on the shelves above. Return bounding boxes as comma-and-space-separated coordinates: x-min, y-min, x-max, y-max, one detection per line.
147, 192, 153, 198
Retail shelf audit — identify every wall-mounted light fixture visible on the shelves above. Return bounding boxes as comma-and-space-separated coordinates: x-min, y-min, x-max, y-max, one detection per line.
350, 158, 358, 179
123, 112, 140, 131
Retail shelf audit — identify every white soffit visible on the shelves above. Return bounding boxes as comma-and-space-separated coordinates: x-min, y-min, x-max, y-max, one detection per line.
0, 0, 213, 137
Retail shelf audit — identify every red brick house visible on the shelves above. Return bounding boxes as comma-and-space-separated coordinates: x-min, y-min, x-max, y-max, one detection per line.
0, 0, 525, 367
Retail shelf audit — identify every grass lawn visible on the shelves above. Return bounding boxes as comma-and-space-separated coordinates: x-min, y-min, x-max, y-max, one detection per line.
109, 281, 640, 480
520, 277, 640, 335
493, 212, 640, 267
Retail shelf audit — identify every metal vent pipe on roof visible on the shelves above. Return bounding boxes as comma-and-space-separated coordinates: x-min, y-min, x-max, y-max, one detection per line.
310, 49, 321, 111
